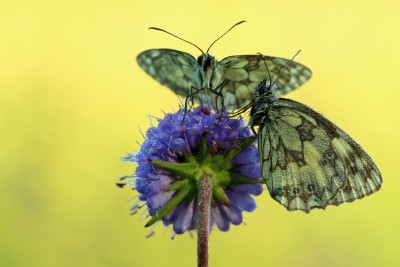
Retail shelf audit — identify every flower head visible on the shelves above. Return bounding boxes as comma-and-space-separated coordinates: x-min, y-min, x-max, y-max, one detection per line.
121, 106, 263, 236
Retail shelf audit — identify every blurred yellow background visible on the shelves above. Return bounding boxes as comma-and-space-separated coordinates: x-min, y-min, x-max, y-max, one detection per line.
1, 0, 399, 266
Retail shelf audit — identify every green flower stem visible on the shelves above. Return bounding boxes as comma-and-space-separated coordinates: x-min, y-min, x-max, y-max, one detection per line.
197, 175, 212, 267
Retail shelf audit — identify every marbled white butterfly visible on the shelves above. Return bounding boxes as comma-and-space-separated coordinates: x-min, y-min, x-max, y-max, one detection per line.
137, 21, 312, 111
245, 54, 382, 212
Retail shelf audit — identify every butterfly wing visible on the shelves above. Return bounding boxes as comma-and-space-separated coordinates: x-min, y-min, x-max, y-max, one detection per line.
137, 49, 202, 101
219, 55, 312, 109
258, 98, 382, 212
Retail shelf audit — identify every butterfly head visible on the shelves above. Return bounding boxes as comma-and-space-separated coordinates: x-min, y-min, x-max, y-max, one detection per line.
255, 80, 278, 102
256, 80, 269, 96
197, 53, 216, 71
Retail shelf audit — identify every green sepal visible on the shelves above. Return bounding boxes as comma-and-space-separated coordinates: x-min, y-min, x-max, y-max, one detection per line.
167, 179, 190, 191
145, 182, 196, 227
209, 154, 231, 173
151, 160, 198, 179
213, 187, 229, 206
229, 172, 264, 185
223, 136, 257, 164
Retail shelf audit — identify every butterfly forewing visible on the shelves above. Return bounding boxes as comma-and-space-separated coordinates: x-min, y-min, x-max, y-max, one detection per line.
137, 50, 312, 110
220, 55, 312, 108
255, 97, 382, 212
137, 49, 202, 102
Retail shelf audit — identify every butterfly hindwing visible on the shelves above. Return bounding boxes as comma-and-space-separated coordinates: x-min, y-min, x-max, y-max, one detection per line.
258, 102, 347, 211
258, 98, 382, 212
276, 100, 382, 206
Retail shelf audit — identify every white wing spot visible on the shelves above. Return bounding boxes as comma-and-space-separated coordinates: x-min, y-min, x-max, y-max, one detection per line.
149, 50, 160, 57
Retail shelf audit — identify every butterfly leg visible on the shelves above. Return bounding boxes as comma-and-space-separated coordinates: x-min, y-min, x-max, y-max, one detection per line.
181, 86, 204, 125
209, 80, 228, 112
209, 80, 228, 123
189, 85, 200, 107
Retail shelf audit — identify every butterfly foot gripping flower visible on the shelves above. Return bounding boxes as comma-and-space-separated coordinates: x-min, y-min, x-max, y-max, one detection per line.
120, 106, 263, 236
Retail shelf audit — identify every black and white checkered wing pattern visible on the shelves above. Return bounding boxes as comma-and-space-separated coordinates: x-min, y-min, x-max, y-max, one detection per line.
257, 98, 382, 212
219, 55, 312, 109
137, 49, 202, 101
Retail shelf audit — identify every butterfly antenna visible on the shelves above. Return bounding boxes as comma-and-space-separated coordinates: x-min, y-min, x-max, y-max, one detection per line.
149, 27, 204, 54
271, 50, 301, 88
257, 53, 273, 89
206, 21, 246, 54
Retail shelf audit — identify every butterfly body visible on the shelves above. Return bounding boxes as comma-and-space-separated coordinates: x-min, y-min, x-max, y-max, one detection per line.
250, 80, 382, 212
194, 53, 225, 105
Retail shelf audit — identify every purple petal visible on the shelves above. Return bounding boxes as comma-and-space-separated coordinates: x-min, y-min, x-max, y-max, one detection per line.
226, 190, 257, 212
220, 204, 243, 225
147, 190, 174, 215
172, 200, 195, 234
211, 204, 230, 231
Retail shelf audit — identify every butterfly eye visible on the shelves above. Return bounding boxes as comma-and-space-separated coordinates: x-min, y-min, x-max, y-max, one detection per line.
196, 55, 204, 65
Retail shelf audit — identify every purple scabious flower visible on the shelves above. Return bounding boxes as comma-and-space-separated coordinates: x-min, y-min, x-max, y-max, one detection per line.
121, 106, 263, 236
